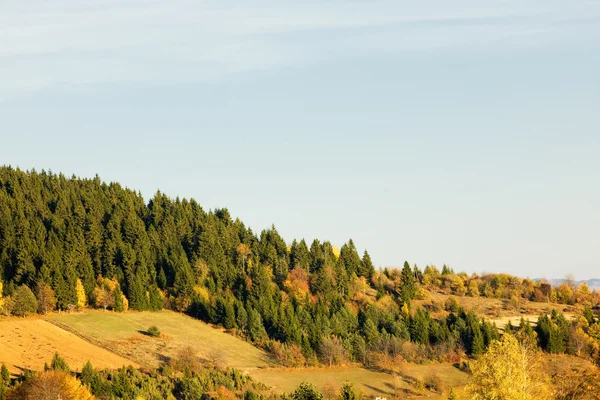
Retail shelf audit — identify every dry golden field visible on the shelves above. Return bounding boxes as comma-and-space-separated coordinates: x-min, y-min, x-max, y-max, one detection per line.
0, 317, 137, 375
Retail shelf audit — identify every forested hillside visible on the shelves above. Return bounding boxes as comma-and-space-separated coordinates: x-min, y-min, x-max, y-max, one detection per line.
2, 166, 600, 374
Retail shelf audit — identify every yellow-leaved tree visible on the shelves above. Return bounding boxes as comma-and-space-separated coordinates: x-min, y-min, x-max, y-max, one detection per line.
75, 279, 87, 309
0, 280, 4, 312
8, 370, 94, 400
466, 334, 553, 400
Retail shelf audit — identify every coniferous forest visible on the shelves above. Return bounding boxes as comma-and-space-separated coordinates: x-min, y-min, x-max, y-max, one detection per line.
0, 166, 500, 361
3, 166, 600, 400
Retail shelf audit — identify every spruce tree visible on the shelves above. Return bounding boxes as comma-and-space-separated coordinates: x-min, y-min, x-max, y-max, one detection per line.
400, 261, 416, 304
113, 286, 125, 312
50, 352, 70, 372
80, 361, 94, 387
0, 364, 9, 387
148, 286, 163, 311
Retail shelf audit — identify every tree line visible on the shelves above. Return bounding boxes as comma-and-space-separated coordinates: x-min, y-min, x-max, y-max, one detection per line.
1, 166, 599, 370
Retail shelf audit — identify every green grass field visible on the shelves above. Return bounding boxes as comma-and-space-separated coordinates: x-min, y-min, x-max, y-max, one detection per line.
50, 310, 273, 370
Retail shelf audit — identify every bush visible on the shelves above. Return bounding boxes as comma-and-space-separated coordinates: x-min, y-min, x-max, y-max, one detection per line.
147, 325, 161, 337
424, 372, 445, 393
444, 296, 461, 313
411, 377, 425, 391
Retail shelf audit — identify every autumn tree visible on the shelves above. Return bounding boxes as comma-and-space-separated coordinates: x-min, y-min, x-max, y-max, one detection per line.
0, 281, 4, 313
75, 279, 87, 309
318, 336, 347, 367
466, 334, 552, 400
7, 370, 93, 400
35, 283, 56, 314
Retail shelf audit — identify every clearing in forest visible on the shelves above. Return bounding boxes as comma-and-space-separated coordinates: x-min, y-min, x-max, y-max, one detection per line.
50, 310, 273, 370
0, 318, 137, 375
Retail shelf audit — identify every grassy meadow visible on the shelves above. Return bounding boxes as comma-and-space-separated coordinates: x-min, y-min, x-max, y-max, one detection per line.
50, 310, 273, 370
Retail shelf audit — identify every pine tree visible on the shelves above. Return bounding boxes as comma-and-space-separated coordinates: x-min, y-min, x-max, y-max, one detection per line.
339, 382, 357, 400
359, 251, 375, 279
400, 261, 416, 304
1, 364, 9, 386
50, 352, 70, 372
148, 286, 163, 311
113, 286, 125, 312
248, 308, 267, 342
80, 361, 94, 388
127, 274, 148, 311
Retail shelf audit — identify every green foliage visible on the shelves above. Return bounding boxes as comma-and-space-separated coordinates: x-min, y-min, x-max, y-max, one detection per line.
148, 325, 161, 337
339, 382, 357, 400
400, 261, 416, 304
113, 285, 125, 312
149, 286, 163, 311
0, 166, 564, 366
536, 311, 569, 354
0, 363, 9, 400
50, 352, 70, 373
12, 285, 38, 316
291, 382, 324, 400
80, 361, 95, 388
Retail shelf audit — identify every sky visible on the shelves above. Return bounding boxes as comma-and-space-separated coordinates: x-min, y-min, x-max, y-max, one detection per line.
1, 0, 599, 280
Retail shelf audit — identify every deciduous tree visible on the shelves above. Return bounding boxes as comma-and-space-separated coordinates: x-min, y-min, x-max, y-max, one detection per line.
466, 334, 552, 400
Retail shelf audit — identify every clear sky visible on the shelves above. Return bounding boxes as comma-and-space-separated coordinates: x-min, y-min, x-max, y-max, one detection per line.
1, 0, 599, 280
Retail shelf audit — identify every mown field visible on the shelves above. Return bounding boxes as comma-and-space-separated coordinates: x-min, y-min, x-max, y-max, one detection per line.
0, 318, 137, 375
50, 310, 273, 371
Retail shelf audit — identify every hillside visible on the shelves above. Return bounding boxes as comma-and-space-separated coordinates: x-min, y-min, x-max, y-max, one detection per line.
49, 310, 273, 370
0, 317, 137, 374
2, 167, 600, 399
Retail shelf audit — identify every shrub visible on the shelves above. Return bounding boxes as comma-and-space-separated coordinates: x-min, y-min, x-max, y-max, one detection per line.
444, 296, 461, 313
424, 372, 445, 393
411, 377, 425, 391
148, 325, 161, 337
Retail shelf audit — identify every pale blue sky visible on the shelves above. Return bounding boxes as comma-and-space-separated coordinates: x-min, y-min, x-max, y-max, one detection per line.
1, 0, 599, 279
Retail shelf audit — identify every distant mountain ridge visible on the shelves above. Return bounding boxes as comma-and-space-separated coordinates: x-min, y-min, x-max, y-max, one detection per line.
535, 278, 600, 291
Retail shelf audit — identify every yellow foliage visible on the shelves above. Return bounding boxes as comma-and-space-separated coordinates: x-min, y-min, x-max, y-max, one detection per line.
331, 246, 340, 260
8, 370, 94, 400
193, 285, 210, 303
122, 294, 129, 311
283, 268, 310, 300
0, 280, 4, 311
375, 295, 397, 313
401, 302, 409, 316
557, 284, 573, 304
468, 280, 480, 297
76, 279, 87, 309
466, 334, 553, 400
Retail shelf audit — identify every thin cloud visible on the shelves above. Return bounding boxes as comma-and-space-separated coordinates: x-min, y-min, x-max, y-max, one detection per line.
0, 0, 598, 95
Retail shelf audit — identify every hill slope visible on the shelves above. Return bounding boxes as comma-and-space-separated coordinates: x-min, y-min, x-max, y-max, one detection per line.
50, 310, 274, 370
0, 318, 137, 374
